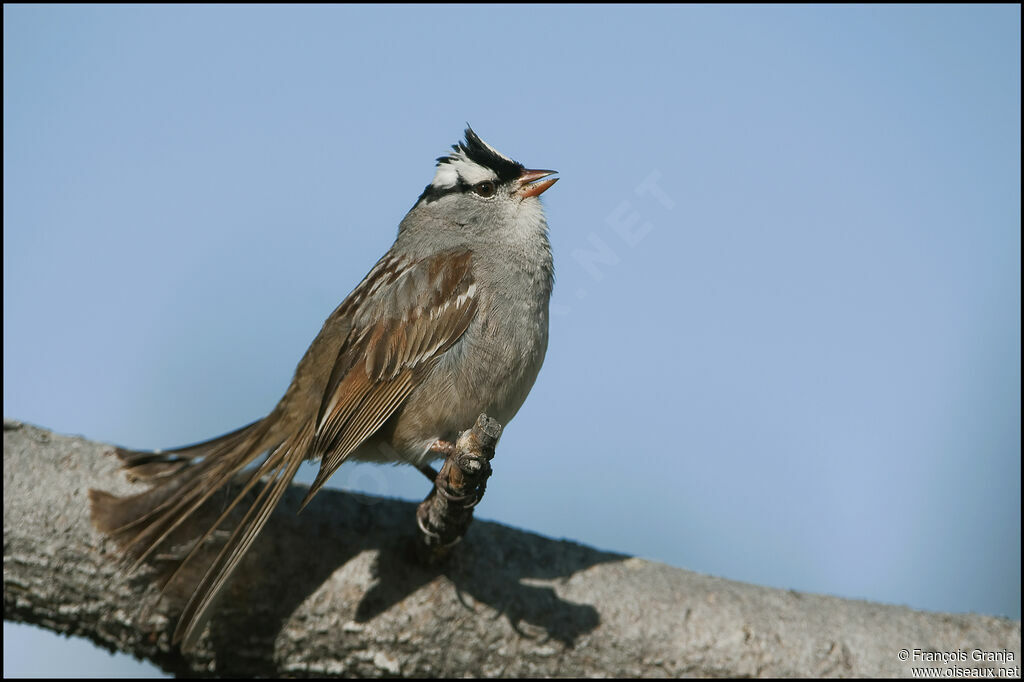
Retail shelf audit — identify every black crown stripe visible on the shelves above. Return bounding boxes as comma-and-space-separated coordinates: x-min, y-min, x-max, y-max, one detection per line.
438, 127, 524, 184
416, 127, 526, 205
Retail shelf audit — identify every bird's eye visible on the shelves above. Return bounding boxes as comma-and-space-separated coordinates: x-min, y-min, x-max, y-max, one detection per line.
472, 181, 496, 198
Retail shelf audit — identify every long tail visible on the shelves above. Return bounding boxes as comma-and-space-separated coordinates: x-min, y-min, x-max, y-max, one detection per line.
88, 416, 313, 650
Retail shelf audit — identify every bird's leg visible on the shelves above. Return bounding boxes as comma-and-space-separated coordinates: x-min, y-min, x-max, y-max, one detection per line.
414, 416, 502, 564
415, 439, 455, 483
416, 463, 438, 483
427, 439, 455, 457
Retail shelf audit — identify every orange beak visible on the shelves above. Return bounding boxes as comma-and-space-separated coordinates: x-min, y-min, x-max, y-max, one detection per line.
516, 169, 559, 199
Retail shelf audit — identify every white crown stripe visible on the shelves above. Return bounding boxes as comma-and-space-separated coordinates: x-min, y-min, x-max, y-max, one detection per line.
430, 152, 498, 189
427, 129, 521, 192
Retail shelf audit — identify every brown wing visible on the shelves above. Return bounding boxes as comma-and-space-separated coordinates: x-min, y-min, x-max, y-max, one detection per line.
176, 248, 477, 648
300, 248, 478, 507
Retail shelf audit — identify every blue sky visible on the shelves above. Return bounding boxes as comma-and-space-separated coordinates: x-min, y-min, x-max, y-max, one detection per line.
4, 5, 1020, 677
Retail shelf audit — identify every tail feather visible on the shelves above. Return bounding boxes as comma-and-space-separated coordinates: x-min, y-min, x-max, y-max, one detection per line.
89, 456, 216, 536
173, 423, 313, 649
120, 426, 282, 570
88, 417, 314, 648
113, 419, 263, 483
90, 420, 268, 537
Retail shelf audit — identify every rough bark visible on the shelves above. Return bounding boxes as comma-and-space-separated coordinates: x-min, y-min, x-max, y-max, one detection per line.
4, 419, 1020, 678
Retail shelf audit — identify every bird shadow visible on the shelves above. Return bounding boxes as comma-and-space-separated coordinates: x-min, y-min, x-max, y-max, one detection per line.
149, 482, 625, 674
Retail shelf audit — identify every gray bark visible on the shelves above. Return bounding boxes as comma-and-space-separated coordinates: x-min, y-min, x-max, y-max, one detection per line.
4, 419, 1020, 677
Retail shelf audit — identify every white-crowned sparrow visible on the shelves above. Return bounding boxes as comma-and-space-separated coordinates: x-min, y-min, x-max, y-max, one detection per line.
89, 127, 557, 648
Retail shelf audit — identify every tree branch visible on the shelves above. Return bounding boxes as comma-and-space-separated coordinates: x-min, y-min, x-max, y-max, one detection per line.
4, 419, 1020, 677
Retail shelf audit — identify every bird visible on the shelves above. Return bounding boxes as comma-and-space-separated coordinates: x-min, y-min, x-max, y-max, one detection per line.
89, 126, 558, 649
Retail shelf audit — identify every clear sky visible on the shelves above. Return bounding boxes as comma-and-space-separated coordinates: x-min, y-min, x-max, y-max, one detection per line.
4, 4, 1020, 677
